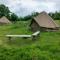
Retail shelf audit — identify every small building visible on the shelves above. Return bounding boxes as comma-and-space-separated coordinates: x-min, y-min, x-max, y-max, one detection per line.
0, 16, 11, 24
30, 11, 59, 32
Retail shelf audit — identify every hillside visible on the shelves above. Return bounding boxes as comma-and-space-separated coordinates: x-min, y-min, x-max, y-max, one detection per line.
0, 21, 60, 60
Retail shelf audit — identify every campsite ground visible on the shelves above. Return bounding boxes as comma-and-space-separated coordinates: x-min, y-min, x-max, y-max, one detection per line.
0, 20, 60, 60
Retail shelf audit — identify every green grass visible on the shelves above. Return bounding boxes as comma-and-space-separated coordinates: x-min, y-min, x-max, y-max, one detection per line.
55, 20, 60, 25
0, 20, 60, 60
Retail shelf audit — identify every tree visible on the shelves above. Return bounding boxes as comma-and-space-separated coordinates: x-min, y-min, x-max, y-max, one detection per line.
0, 4, 10, 18
18, 12, 39, 21
23, 15, 32, 21
0, 4, 19, 22
32, 12, 39, 17
49, 11, 60, 20
10, 13, 18, 22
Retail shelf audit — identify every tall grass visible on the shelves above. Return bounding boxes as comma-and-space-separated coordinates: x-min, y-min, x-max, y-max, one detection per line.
0, 21, 60, 60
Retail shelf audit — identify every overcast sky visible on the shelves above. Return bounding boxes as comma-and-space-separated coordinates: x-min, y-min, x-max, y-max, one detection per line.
0, 0, 60, 16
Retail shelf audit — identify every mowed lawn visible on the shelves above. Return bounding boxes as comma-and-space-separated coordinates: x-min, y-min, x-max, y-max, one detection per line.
0, 20, 60, 60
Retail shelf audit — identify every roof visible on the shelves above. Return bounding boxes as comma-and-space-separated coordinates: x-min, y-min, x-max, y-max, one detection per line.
33, 11, 59, 28
0, 16, 11, 24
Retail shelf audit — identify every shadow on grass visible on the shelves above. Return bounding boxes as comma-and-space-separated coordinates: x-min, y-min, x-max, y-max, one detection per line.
4, 37, 38, 47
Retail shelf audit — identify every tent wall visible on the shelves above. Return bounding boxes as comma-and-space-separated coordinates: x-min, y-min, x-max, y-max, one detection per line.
30, 19, 40, 32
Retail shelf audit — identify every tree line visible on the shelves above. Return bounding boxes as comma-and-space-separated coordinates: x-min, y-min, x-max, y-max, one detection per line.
49, 12, 60, 20
0, 4, 60, 22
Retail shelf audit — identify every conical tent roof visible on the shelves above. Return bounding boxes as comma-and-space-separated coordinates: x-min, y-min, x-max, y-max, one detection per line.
33, 11, 59, 28
0, 16, 11, 24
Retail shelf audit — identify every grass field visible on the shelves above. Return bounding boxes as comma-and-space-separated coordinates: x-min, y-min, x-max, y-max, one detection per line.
0, 21, 60, 60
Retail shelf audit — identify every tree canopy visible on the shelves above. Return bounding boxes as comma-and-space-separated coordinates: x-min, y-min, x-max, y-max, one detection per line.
0, 4, 10, 18
49, 11, 60, 20
10, 13, 18, 22
0, 4, 60, 22
0, 4, 18, 22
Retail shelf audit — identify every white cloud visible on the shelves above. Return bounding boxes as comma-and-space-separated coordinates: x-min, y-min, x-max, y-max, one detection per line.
0, 0, 60, 16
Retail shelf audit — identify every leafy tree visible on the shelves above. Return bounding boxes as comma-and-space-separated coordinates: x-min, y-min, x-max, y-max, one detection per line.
0, 4, 10, 18
32, 12, 39, 17
18, 12, 39, 21
54, 12, 60, 20
23, 15, 32, 21
0, 4, 19, 22
10, 13, 18, 22
49, 11, 60, 20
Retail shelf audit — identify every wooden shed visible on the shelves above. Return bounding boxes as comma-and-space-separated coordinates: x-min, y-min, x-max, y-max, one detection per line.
30, 11, 59, 32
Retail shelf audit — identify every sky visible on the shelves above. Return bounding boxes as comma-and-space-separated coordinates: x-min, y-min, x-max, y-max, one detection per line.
0, 0, 60, 16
